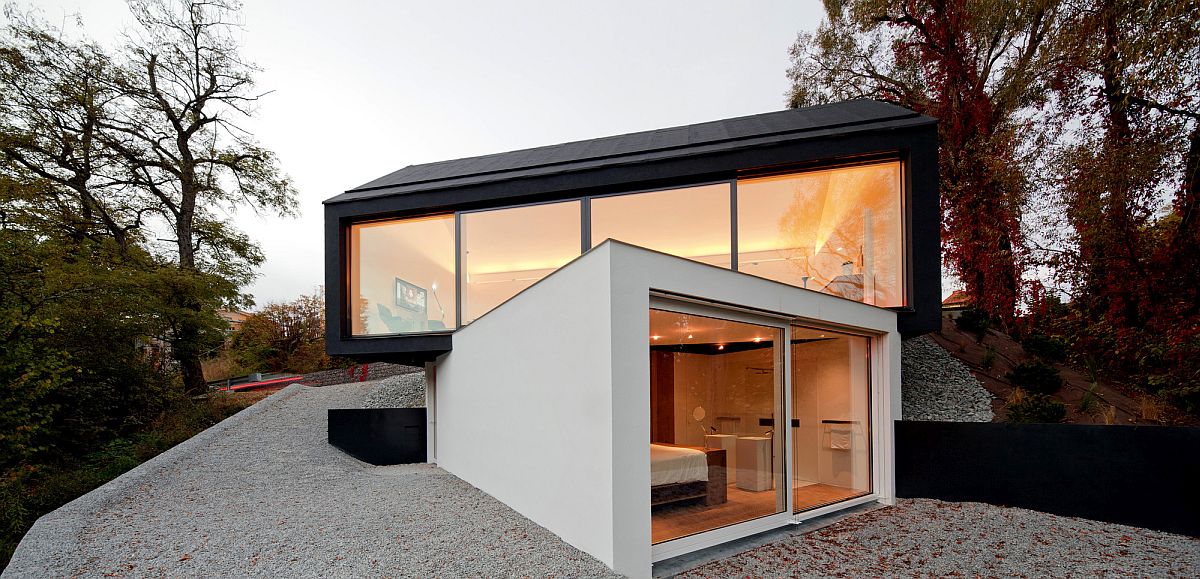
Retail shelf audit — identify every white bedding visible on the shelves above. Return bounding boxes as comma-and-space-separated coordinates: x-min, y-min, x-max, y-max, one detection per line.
650, 444, 708, 486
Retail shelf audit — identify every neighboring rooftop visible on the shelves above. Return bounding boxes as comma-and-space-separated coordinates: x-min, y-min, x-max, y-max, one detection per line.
326, 99, 932, 204
942, 289, 973, 309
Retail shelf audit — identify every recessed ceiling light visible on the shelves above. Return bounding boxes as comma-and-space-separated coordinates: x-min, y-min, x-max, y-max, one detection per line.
651, 335, 661, 340
687, 334, 693, 339
753, 337, 762, 343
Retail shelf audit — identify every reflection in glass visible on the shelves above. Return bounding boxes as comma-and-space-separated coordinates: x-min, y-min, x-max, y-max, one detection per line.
592, 184, 732, 267
790, 325, 872, 512
737, 162, 903, 307
348, 215, 456, 336
649, 308, 785, 544
460, 201, 581, 324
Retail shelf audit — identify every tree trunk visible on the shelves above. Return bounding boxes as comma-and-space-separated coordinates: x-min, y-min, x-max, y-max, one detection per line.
174, 168, 207, 396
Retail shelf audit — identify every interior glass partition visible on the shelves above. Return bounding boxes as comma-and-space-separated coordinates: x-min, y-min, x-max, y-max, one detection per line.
348, 215, 457, 335
591, 183, 732, 267
648, 308, 785, 544
790, 325, 872, 512
737, 162, 904, 307
460, 201, 582, 324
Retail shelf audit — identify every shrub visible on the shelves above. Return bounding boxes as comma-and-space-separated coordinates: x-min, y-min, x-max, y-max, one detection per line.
1006, 392, 1067, 423
1079, 382, 1099, 414
1007, 361, 1063, 395
954, 308, 992, 342
981, 347, 998, 370
1022, 333, 1068, 362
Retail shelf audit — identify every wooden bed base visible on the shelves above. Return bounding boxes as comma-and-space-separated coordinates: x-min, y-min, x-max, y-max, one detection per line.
650, 447, 727, 507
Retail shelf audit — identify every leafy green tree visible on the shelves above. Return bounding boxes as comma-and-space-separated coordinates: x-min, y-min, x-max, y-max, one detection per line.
2, 2, 297, 396
230, 290, 333, 374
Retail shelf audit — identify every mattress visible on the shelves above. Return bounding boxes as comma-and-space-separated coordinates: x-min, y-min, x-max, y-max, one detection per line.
650, 444, 708, 486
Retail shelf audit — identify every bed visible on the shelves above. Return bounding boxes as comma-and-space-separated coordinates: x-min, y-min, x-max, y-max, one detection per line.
650, 443, 727, 507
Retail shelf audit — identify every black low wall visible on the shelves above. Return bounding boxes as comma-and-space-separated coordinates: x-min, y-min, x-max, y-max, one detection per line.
895, 421, 1200, 536
328, 408, 427, 465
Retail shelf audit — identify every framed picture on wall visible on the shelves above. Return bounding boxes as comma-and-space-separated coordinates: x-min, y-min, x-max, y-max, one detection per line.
394, 277, 428, 315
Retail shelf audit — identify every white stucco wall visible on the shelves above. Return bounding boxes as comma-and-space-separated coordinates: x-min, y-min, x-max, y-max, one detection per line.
435, 241, 901, 578
434, 244, 617, 567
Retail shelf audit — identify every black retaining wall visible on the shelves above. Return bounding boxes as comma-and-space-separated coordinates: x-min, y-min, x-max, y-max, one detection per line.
328, 408, 427, 465
895, 421, 1200, 536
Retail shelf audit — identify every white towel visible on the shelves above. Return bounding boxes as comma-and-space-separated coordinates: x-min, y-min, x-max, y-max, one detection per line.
829, 427, 852, 450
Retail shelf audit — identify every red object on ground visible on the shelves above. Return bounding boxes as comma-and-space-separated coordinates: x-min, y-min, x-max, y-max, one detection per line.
220, 375, 305, 392
346, 363, 370, 382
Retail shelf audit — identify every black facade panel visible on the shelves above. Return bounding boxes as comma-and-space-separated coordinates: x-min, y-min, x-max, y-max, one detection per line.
896, 421, 1200, 536
328, 408, 427, 465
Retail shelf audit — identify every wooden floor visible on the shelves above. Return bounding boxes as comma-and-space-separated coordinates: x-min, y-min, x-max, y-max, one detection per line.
651, 482, 868, 544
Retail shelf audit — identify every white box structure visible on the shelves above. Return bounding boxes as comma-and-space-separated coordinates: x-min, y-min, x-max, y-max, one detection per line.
434, 241, 901, 578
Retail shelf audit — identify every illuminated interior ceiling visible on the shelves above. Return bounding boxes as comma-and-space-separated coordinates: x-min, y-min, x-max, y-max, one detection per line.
649, 309, 777, 346
737, 162, 899, 256
356, 216, 455, 273
462, 202, 581, 282
591, 183, 731, 260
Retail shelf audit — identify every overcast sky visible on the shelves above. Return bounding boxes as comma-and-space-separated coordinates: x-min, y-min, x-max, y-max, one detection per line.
11, 1, 826, 307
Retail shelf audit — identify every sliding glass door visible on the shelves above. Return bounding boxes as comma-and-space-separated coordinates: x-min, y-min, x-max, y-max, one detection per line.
789, 325, 872, 512
648, 306, 786, 544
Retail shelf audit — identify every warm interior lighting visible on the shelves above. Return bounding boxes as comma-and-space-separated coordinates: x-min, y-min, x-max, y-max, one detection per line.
348, 215, 456, 336
753, 337, 763, 343
717, 344, 725, 350
460, 201, 581, 324
737, 161, 903, 307
652, 335, 662, 341
591, 183, 731, 267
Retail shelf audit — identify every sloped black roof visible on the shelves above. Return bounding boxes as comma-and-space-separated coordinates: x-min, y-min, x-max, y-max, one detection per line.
326, 99, 931, 204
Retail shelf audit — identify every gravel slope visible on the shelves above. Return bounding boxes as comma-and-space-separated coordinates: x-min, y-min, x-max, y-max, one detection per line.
362, 373, 426, 409
3, 382, 617, 578
902, 336, 994, 422
677, 498, 1200, 578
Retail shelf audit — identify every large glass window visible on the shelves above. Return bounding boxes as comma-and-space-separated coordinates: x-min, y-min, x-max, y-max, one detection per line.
649, 307, 785, 544
790, 325, 872, 511
787, 326, 873, 511
460, 201, 581, 324
345, 161, 907, 336
348, 215, 456, 336
591, 183, 732, 267
737, 162, 904, 307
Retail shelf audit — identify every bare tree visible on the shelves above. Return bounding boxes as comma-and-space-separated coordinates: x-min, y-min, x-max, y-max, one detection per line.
99, 0, 297, 394
0, 9, 146, 248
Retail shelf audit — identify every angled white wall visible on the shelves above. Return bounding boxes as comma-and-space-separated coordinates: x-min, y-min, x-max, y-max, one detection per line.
434, 244, 617, 567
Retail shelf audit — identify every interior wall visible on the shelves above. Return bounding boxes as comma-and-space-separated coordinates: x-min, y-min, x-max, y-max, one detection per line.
791, 337, 870, 491
668, 348, 777, 446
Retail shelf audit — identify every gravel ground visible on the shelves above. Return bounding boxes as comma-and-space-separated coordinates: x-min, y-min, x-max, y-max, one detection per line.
902, 336, 994, 422
3, 382, 618, 578
677, 498, 1200, 578
362, 372, 426, 409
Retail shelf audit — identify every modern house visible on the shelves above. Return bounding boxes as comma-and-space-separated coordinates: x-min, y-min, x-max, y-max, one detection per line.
323, 99, 939, 577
